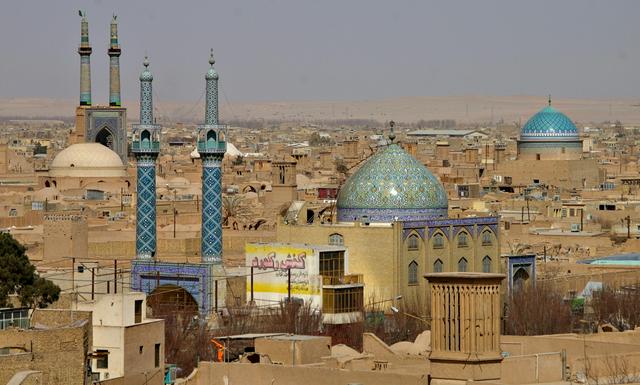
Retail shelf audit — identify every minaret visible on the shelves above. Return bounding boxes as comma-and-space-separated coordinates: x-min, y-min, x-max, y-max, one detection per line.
78, 10, 92, 106
108, 15, 122, 107
132, 57, 161, 260
197, 50, 227, 263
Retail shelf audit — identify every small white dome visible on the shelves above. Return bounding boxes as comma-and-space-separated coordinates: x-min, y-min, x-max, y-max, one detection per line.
50, 143, 126, 178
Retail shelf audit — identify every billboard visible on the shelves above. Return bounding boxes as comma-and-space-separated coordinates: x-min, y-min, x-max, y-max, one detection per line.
246, 243, 322, 306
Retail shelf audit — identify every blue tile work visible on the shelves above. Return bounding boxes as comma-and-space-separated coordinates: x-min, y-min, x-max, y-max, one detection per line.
404, 216, 500, 243
521, 106, 579, 140
337, 144, 448, 223
136, 158, 157, 259
507, 255, 536, 292
78, 12, 92, 106
202, 160, 222, 262
132, 58, 160, 260
198, 51, 226, 264
131, 261, 212, 314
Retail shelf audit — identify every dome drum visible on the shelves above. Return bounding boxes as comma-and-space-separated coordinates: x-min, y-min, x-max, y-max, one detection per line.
337, 207, 448, 223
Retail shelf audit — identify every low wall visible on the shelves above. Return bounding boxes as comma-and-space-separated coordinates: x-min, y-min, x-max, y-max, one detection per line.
191, 362, 427, 385
502, 353, 564, 384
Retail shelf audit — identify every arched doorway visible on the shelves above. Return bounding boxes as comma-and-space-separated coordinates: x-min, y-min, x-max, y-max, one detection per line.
147, 284, 199, 319
96, 127, 114, 149
513, 267, 530, 292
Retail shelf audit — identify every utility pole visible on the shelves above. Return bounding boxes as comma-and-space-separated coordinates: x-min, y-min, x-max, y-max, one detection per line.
120, 187, 124, 212
91, 267, 95, 300
214, 280, 219, 313
250, 266, 254, 304
71, 257, 76, 293
625, 216, 631, 239
114, 259, 118, 294
287, 268, 292, 302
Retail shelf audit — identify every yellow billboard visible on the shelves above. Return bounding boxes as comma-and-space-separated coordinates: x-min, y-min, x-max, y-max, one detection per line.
246, 243, 322, 305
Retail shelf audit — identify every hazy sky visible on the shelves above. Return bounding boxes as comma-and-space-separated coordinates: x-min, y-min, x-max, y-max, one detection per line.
2, 0, 640, 104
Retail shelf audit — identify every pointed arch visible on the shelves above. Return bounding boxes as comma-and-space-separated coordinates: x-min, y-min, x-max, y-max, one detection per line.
434, 259, 444, 273
458, 257, 468, 272
408, 260, 419, 285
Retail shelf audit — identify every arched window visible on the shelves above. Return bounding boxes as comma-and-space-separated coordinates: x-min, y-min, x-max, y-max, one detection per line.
408, 261, 418, 285
482, 230, 493, 246
434, 259, 444, 273
458, 258, 468, 272
432, 233, 444, 249
482, 256, 492, 273
329, 233, 344, 246
407, 234, 419, 250
457, 232, 469, 248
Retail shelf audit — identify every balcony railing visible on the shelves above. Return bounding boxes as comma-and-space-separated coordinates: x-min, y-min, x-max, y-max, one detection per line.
197, 141, 226, 153
322, 274, 363, 286
322, 285, 364, 315
131, 141, 160, 152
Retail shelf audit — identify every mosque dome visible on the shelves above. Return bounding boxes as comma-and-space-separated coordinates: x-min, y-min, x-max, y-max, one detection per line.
336, 143, 448, 223
49, 143, 126, 178
521, 105, 579, 141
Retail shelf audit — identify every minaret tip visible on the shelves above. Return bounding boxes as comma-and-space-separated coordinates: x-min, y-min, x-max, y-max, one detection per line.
112, 14, 117, 22
209, 49, 215, 66
388, 120, 396, 142
548, 94, 552, 106
143, 56, 149, 68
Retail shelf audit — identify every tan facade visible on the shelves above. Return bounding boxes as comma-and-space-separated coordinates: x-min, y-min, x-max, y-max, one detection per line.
492, 158, 603, 189
43, 214, 88, 261
276, 217, 500, 313
0, 309, 92, 385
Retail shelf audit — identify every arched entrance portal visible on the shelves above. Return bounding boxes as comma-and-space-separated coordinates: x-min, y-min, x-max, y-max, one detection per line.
147, 284, 199, 319
96, 127, 114, 149
513, 267, 530, 292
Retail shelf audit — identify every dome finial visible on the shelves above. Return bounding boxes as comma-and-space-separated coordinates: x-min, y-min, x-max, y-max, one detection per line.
143, 56, 149, 68
388, 120, 396, 142
548, 94, 552, 106
209, 49, 215, 66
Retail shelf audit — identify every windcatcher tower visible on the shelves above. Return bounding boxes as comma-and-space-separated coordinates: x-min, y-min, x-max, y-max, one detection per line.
132, 57, 160, 260
78, 10, 92, 106
197, 50, 227, 263
108, 15, 121, 106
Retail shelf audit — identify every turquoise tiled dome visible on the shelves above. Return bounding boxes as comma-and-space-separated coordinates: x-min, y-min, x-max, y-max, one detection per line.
521, 106, 579, 140
337, 143, 448, 222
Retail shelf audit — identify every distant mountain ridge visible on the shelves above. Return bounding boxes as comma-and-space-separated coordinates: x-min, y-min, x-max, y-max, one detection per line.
1, 95, 639, 125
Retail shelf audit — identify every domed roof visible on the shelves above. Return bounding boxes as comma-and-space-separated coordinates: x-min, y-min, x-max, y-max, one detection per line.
521, 105, 579, 140
337, 143, 448, 223
49, 143, 126, 178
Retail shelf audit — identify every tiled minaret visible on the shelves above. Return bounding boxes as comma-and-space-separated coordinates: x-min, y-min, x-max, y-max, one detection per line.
78, 11, 92, 106
198, 50, 227, 263
132, 57, 160, 260
108, 15, 122, 107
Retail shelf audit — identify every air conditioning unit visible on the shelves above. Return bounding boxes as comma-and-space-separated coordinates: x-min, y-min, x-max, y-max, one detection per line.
571, 223, 581, 232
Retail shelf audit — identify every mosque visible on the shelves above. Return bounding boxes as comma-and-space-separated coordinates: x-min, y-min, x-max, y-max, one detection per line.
38, 13, 131, 197
275, 125, 501, 312
490, 99, 604, 189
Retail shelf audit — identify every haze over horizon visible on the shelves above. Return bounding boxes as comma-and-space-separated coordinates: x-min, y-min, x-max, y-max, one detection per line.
2, 0, 640, 105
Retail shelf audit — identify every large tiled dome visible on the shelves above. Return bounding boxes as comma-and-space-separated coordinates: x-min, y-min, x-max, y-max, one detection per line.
521, 106, 579, 141
336, 143, 448, 223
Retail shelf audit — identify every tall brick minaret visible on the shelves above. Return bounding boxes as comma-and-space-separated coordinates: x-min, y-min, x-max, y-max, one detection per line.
108, 15, 122, 107
78, 10, 92, 106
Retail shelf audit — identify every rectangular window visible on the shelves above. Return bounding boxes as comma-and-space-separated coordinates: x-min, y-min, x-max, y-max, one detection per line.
96, 349, 109, 369
155, 344, 161, 368
319, 251, 344, 283
134, 300, 143, 324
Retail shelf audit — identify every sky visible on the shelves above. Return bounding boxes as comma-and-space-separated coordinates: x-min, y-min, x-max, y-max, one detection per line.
1, 0, 640, 104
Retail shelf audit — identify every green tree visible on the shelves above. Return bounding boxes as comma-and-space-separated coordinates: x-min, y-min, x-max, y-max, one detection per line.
0, 233, 60, 308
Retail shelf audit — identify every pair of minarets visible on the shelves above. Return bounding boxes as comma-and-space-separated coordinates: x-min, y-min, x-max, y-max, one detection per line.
132, 51, 227, 264
78, 11, 121, 107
